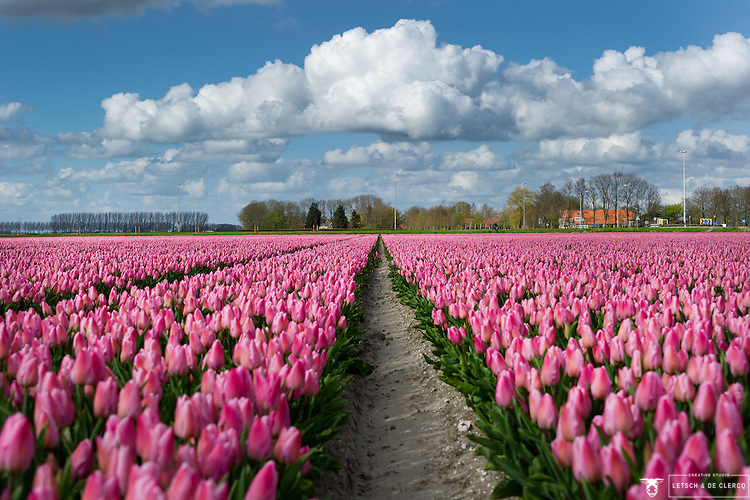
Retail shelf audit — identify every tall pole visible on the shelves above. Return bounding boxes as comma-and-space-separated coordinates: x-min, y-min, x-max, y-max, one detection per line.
680, 151, 688, 226
394, 181, 397, 231
522, 182, 526, 229
177, 183, 181, 233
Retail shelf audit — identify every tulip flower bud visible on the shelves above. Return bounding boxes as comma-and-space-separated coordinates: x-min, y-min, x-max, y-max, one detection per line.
70, 349, 95, 386
715, 393, 744, 437
118, 380, 141, 419
572, 436, 601, 483
691, 383, 717, 422
494, 371, 515, 409
71, 439, 94, 480
634, 371, 665, 411
536, 393, 558, 430
167, 463, 201, 500
94, 378, 119, 419
81, 471, 119, 500
602, 393, 632, 437
273, 426, 302, 464
600, 444, 630, 493
679, 432, 711, 474
245, 460, 277, 500
247, 417, 273, 462
203, 340, 225, 371
558, 403, 585, 441
589, 366, 611, 400
714, 430, 743, 474
174, 395, 199, 440
0, 413, 35, 473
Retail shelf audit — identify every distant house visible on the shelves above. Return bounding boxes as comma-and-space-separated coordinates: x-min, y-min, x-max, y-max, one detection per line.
560, 209, 635, 228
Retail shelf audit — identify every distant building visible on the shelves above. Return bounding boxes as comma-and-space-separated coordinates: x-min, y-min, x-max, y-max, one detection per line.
560, 209, 635, 228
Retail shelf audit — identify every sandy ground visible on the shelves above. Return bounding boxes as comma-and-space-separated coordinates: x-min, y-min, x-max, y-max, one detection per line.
316, 240, 503, 499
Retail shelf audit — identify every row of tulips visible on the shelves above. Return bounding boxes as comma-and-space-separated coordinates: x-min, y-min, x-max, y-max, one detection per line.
0, 235, 336, 315
382, 232, 750, 499
0, 233, 379, 499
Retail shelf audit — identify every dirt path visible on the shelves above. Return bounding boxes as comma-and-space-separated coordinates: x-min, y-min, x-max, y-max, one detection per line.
317, 239, 502, 499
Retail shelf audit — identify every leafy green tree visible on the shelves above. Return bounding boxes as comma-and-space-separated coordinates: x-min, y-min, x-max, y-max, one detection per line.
238, 201, 268, 230
332, 205, 348, 229
262, 205, 288, 230
350, 210, 362, 229
305, 202, 322, 229
662, 203, 682, 222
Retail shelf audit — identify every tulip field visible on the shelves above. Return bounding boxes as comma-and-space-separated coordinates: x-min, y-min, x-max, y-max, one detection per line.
383, 232, 750, 499
0, 234, 378, 499
2, 231, 750, 500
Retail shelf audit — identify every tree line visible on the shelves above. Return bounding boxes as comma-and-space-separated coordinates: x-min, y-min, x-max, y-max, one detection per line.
238, 195, 397, 230
0, 211, 211, 234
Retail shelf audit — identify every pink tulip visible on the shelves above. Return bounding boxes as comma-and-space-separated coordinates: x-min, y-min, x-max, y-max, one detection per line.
195, 479, 229, 500
617, 366, 637, 394
563, 342, 584, 378
203, 340, 225, 370
715, 392, 744, 437
672, 373, 696, 403
118, 380, 141, 419
558, 403, 585, 441
273, 426, 302, 464
726, 344, 749, 376
16, 351, 38, 387
174, 395, 199, 440
714, 430, 743, 474
589, 366, 611, 400
634, 371, 664, 411
71, 439, 94, 480
81, 471, 119, 500
540, 350, 561, 387
485, 348, 507, 375
494, 370, 515, 408
94, 378, 120, 419
245, 460, 278, 500
551, 434, 573, 468
31, 461, 59, 499
536, 393, 558, 430
247, 417, 273, 462
286, 359, 306, 392
253, 370, 281, 412
0, 412, 35, 473
71, 349, 95, 386
600, 444, 630, 493
691, 383, 717, 422
167, 464, 201, 500
572, 436, 601, 483
652, 396, 677, 433
602, 393, 632, 437
125, 463, 163, 500
638, 452, 670, 500
197, 425, 240, 481
679, 432, 711, 474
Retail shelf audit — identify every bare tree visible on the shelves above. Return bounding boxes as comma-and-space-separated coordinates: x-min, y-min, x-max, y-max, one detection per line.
592, 173, 614, 227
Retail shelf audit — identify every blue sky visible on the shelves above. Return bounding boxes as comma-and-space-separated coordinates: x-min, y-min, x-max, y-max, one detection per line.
2, 0, 750, 223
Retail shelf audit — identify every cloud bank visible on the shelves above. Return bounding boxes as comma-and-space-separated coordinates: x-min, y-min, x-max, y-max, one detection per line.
96, 21, 750, 144
3, 20, 750, 222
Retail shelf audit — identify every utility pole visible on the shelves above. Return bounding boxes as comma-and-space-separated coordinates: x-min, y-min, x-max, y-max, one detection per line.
681, 150, 688, 226
394, 181, 397, 230
177, 183, 181, 233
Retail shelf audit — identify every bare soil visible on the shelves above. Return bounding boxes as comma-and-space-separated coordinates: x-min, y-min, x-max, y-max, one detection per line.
317, 241, 503, 499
